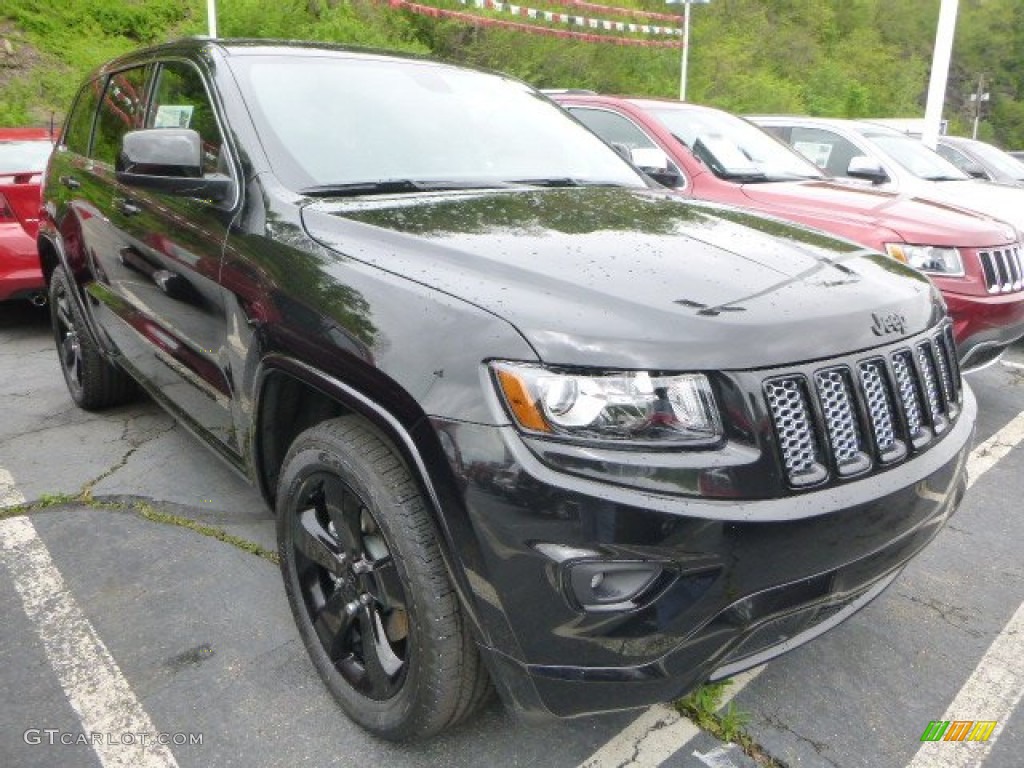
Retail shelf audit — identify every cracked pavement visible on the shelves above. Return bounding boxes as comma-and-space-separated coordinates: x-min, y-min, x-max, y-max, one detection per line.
2, 300, 1023, 768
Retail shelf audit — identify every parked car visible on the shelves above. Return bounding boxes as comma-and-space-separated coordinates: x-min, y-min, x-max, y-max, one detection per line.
750, 117, 1024, 230
931, 135, 1024, 187
40, 39, 975, 740
0, 127, 53, 304
552, 95, 1024, 370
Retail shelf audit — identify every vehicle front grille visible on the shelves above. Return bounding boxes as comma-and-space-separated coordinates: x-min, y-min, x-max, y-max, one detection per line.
764, 325, 961, 487
978, 245, 1023, 293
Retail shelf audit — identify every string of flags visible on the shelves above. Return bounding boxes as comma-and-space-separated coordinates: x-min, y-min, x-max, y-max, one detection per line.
385, 0, 686, 47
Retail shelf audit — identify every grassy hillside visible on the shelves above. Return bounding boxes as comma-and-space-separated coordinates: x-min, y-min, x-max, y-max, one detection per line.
1, 0, 1022, 148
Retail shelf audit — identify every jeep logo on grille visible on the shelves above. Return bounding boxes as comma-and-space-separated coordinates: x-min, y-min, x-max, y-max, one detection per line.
871, 311, 907, 336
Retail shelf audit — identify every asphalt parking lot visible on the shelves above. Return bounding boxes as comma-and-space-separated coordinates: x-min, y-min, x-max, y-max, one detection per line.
1, 300, 1021, 768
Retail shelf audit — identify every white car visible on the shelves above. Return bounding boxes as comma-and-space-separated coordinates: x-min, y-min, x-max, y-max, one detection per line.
750, 115, 1024, 235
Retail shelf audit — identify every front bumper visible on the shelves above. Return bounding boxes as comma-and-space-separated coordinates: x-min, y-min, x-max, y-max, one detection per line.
944, 289, 1024, 371
441, 385, 975, 719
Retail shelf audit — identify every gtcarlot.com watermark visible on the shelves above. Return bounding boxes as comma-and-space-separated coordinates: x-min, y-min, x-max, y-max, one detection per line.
24, 729, 203, 747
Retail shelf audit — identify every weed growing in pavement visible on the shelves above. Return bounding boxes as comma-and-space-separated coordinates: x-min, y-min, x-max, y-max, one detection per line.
675, 681, 786, 768
1, 491, 278, 564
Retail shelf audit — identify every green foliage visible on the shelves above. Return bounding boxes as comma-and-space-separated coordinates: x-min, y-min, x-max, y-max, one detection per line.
1, 0, 1022, 149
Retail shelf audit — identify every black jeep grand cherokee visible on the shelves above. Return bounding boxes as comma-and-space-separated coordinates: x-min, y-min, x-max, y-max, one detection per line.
39, 40, 974, 740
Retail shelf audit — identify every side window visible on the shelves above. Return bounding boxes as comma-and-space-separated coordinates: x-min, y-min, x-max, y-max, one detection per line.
788, 127, 860, 178
935, 144, 976, 175
149, 61, 224, 175
570, 107, 658, 151
63, 79, 103, 156
92, 66, 150, 166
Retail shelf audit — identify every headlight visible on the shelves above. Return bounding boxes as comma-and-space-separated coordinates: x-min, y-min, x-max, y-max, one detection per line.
885, 244, 964, 276
492, 362, 722, 446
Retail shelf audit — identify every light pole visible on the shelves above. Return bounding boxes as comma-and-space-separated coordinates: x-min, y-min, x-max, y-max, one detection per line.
970, 74, 990, 140
207, 0, 218, 38
667, 0, 711, 102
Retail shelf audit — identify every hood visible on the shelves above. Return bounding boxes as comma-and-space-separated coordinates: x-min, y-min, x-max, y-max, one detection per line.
899, 178, 1024, 236
739, 180, 1017, 249
301, 187, 942, 370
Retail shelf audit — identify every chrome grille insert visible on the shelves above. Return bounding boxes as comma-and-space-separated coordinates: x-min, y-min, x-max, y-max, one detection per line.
858, 359, 906, 464
764, 325, 962, 487
764, 378, 826, 486
978, 245, 1023, 293
814, 369, 870, 476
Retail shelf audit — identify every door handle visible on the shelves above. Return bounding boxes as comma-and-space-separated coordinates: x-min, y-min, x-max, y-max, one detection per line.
113, 198, 141, 216
59, 175, 81, 190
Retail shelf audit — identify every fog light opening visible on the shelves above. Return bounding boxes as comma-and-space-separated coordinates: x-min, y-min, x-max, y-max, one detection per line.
567, 560, 667, 612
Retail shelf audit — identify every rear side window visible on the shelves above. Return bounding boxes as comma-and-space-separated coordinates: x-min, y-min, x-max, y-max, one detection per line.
149, 61, 224, 175
788, 126, 860, 177
93, 66, 150, 165
63, 80, 103, 156
569, 107, 658, 151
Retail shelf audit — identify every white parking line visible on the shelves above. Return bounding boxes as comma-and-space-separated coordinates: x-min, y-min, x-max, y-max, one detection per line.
578, 409, 1024, 768
906, 601, 1024, 768
577, 668, 761, 768
965, 410, 1024, 488
0, 515, 179, 768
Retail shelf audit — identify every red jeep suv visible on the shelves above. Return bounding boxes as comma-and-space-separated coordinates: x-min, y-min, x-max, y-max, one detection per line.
552, 94, 1024, 371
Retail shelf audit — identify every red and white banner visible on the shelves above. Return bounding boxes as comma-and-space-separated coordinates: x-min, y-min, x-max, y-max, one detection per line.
387, 0, 684, 47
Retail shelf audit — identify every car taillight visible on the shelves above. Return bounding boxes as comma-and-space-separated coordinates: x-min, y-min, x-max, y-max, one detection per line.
0, 193, 14, 221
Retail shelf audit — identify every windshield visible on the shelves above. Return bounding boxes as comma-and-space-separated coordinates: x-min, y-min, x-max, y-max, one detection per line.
862, 132, 970, 181
644, 105, 824, 182
0, 140, 52, 174
230, 54, 645, 192
960, 140, 1024, 181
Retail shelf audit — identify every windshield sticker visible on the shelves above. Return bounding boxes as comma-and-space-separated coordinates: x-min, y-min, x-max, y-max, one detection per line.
700, 134, 758, 173
793, 141, 832, 168
154, 105, 194, 129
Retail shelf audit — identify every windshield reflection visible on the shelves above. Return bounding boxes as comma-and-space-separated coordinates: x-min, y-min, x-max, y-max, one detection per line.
644, 105, 824, 183
230, 55, 646, 193
864, 133, 970, 181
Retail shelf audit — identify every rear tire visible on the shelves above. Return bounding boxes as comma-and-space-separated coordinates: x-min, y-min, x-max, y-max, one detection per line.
275, 416, 492, 740
49, 267, 136, 410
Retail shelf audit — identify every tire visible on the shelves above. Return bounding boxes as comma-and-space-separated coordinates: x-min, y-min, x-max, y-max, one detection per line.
49, 267, 136, 410
275, 416, 492, 740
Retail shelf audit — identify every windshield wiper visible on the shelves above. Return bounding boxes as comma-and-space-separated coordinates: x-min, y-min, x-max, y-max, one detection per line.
716, 170, 769, 182
921, 175, 966, 182
507, 177, 628, 188
300, 179, 513, 197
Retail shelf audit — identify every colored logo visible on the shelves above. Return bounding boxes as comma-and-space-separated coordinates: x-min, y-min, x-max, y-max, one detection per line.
920, 720, 998, 742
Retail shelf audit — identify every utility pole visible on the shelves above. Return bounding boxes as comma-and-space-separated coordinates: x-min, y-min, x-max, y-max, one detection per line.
970, 74, 990, 140
207, 0, 218, 38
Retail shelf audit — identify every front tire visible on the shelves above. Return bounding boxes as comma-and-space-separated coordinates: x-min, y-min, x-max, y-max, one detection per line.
49, 267, 136, 410
275, 416, 491, 740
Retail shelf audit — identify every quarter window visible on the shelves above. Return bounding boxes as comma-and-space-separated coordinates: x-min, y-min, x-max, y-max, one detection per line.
63, 79, 103, 156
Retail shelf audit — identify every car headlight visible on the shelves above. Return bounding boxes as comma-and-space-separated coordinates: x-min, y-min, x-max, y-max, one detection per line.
885, 244, 964, 276
492, 362, 722, 446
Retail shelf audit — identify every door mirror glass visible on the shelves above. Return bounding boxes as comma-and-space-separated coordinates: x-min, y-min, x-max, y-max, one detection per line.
847, 155, 889, 183
118, 128, 203, 177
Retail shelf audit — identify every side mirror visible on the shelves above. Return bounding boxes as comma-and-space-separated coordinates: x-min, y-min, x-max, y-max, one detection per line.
631, 147, 685, 189
847, 155, 889, 184
962, 162, 990, 180
116, 128, 232, 202
610, 142, 633, 162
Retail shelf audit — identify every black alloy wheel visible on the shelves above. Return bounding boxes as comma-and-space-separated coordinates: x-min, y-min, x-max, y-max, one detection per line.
290, 471, 409, 700
49, 266, 136, 410
276, 417, 491, 740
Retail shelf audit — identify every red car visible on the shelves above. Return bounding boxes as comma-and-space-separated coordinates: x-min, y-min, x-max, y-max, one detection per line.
551, 94, 1024, 371
1, 127, 53, 305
